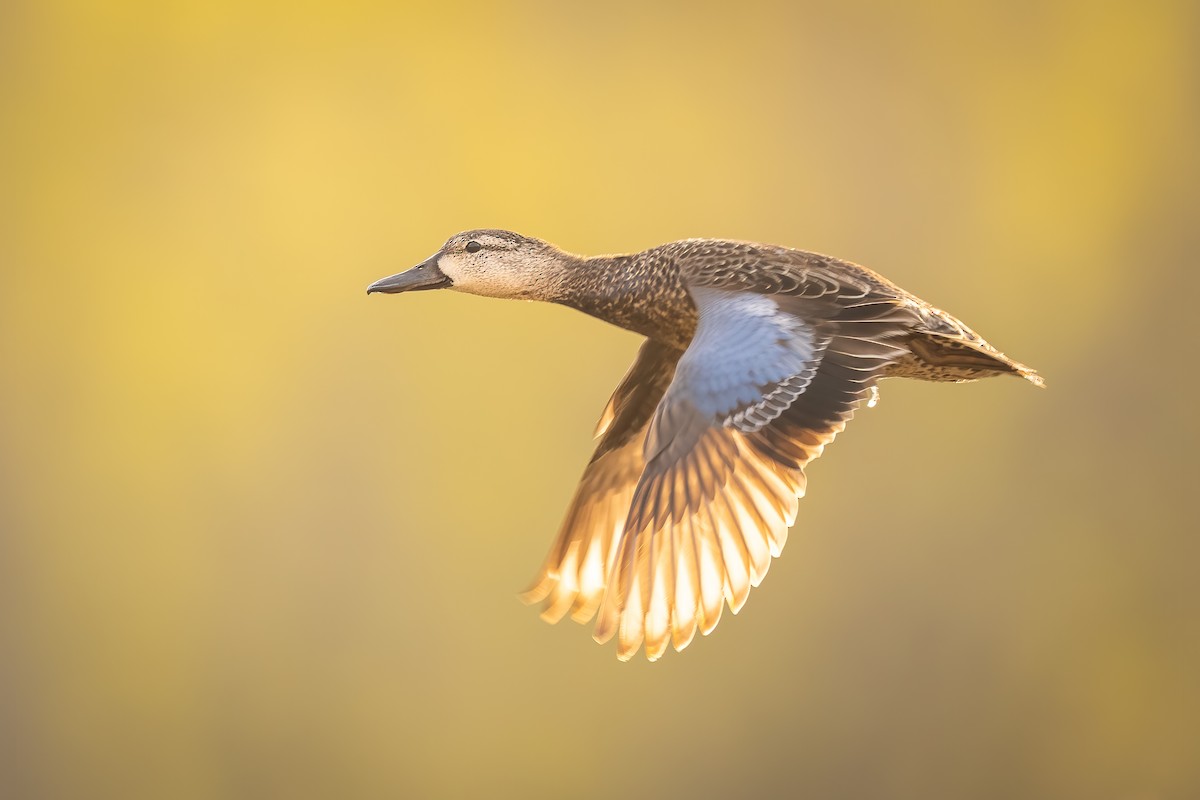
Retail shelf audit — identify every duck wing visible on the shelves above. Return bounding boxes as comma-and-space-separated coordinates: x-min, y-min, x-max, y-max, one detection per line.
595, 283, 918, 660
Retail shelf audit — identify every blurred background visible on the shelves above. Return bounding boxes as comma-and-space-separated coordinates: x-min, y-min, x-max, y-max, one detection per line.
1, 1, 1197, 798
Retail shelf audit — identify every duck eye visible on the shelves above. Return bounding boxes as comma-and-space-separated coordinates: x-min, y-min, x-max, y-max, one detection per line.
465, 241, 482, 254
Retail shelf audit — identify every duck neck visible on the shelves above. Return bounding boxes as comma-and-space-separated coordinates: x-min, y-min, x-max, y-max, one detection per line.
549, 251, 694, 347
545, 252, 636, 315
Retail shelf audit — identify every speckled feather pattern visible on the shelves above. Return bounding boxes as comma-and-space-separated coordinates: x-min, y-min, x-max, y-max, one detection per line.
373, 230, 1042, 661
553, 238, 1040, 385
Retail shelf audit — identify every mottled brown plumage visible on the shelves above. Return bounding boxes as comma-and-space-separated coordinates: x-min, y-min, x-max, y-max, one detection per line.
368, 230, 1043, 661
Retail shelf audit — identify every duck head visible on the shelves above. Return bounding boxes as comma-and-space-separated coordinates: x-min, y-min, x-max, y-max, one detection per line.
367, 229, 571, 300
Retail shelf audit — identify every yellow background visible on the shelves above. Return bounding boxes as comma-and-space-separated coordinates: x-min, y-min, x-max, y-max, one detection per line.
2, 2, 1197, 797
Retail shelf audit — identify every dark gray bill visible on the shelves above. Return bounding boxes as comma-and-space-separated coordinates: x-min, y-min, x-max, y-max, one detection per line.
366, 256, 452, 294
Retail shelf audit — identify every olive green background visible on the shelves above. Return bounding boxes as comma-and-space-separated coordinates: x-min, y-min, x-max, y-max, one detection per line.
2, 2, 1197, 798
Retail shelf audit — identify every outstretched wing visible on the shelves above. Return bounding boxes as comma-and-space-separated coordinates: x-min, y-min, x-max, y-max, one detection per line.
595, 285, 917, 660
521, 339, 682, 625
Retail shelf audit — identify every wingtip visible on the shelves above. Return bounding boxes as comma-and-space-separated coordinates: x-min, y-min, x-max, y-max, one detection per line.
672, 623, 698, 653
568, 600, 601, 625
592, 620, 617, 646
1021, 369, 1047, 389
517, 581, 550, 606
616, 637, 641, 661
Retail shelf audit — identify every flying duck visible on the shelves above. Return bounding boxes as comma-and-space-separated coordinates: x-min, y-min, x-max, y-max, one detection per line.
368, 230, 1043, 661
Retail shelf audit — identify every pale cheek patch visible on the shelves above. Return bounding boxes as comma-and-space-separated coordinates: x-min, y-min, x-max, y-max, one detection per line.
437, 254, 468, 287
446, 252, 545, 299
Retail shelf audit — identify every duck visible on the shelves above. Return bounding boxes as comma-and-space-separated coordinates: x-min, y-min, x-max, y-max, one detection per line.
368, 229, 1043, 661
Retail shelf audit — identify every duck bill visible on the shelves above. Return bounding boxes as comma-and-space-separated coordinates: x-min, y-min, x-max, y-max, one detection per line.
366, 256, 452, 294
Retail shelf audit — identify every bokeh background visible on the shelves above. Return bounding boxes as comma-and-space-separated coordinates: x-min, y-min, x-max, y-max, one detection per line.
2, 1, 1197, 798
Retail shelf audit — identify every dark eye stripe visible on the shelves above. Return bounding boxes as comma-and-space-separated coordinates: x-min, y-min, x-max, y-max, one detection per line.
465, 241, 482, 253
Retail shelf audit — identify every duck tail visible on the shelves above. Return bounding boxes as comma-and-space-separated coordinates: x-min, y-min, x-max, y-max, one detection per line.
1010, 360, 1046, 388
906, 331, 1045, 387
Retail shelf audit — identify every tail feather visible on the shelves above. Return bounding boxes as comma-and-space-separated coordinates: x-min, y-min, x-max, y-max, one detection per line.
903, 331, 1045, 387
